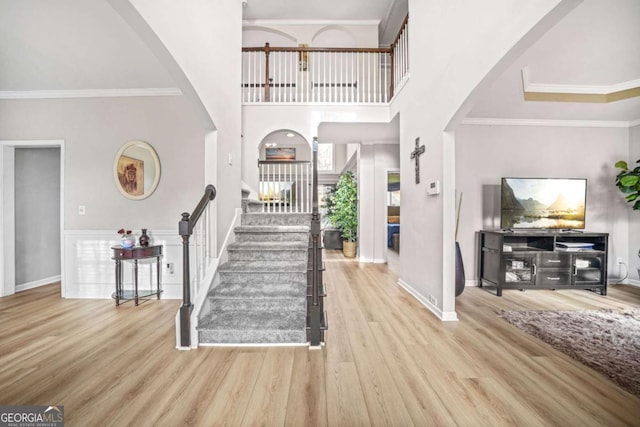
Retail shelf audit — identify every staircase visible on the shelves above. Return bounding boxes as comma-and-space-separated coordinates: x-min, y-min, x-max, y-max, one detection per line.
197, 207, 311, 345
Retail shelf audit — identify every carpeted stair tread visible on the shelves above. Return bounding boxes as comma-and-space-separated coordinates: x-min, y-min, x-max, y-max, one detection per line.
227, 241, 308, 251
241, 213, 312, 226
210, 297, 306, 312
211, 281, 305, 298
234, 225, 309, 233
218, 260, 307, 272
199, 310, 305, 330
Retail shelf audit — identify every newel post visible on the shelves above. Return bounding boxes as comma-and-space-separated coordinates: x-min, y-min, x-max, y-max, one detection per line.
264, 42, 271, 102
179, 212, 192, 347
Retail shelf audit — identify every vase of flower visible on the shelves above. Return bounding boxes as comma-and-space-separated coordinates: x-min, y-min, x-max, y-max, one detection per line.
118, 228, 134, 248
139, 229, 150, 247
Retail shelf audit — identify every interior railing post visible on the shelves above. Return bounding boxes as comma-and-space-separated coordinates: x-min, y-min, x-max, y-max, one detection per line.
178, 185, 216, 349
264, 42, 271, 102
179, 212, 192, 348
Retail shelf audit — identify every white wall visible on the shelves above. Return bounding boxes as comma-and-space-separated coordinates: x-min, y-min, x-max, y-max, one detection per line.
629, 125, 640, 284
127, 0, 243, 253
358, 144, 399, 263
456, 124, 630, 285
0, 97, 205, 230
242, 22, 379, 48
242, 105, 391, 192
390, 0, 571, 320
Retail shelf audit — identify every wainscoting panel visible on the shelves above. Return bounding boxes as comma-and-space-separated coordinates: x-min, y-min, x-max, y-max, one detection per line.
63, 230, 184, 299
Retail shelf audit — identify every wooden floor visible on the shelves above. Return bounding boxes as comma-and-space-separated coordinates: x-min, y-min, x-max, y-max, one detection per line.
1, 251, 640, 426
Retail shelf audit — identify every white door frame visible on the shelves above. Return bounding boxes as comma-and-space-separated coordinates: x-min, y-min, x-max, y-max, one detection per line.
0, 140, 65, 297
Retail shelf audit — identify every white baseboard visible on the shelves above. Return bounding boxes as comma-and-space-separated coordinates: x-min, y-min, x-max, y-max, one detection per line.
358, 257, 386, 263
397, 278, 458, 322
465, 278, 478, 287
16, 275, 61, 293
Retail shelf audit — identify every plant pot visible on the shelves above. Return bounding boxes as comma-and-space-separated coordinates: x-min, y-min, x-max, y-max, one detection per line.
343, 241, 356, 258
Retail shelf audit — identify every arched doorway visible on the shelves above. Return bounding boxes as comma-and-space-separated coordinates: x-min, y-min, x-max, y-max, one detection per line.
257, 130, 312, 212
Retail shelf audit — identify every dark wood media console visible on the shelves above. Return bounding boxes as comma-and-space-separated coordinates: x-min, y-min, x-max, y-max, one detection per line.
479, 230, 608, 297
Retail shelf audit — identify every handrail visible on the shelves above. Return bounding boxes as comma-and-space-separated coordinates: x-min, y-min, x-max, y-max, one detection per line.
242, 45, 391, 54
391, 14, 409, 49
178, 184, 216, 348
242, 42, 394, 103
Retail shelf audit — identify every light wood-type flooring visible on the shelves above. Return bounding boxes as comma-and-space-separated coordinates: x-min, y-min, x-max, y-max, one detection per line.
1, 250, 639, 426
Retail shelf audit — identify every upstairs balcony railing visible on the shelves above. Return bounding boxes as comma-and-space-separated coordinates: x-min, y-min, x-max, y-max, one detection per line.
242, 16, 409, 104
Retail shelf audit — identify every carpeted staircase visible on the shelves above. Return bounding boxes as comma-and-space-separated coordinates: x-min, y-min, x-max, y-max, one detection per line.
197, 205, 311, 345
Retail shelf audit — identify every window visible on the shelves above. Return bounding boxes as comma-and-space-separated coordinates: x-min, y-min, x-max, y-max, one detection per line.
317, 144, 333, 171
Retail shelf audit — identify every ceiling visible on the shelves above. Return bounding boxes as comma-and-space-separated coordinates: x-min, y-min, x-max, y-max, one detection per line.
468, 0, 640, 123
0, 0, 637, 123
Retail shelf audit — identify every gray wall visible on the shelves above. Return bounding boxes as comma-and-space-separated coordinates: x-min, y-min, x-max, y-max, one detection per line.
15, 148, 61, 285
0, 96, 205, 231
456, 125, 630, 283
629, 125, 640, 281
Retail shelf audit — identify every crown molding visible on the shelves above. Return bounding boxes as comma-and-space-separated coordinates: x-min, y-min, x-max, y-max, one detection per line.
522, 66, 640, 95
521, 66, 640, 103
461, 117, 635, 128
0, 88, 183, 100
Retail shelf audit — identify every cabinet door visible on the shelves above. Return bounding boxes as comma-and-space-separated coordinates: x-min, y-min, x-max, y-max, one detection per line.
572, 253, 605, 285
503, 254, 536, 286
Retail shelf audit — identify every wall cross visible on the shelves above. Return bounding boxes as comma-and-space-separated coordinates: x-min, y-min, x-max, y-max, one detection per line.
410, 137, 426, 184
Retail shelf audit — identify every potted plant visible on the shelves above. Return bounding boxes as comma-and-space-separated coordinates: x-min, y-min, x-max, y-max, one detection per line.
331, 171, 358, 257
614, 159, 640, 280
615, 159, 640, 210
321, 185, 343, 250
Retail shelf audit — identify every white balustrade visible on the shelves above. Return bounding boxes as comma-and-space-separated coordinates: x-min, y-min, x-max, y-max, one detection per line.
259, 161, 312, 213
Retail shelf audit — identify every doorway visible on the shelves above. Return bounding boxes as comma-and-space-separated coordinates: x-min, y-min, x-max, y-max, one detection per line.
386, 170, 400, 272
0, 140, 65, 297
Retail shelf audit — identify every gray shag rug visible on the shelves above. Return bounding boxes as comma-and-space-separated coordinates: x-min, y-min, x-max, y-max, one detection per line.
498, 309, 640, 398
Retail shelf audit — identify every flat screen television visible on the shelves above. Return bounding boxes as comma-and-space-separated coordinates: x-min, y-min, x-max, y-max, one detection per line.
500, 177, 587, 230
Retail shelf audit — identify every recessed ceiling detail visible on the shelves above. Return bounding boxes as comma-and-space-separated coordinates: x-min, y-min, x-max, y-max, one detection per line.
522, 67, 640, 103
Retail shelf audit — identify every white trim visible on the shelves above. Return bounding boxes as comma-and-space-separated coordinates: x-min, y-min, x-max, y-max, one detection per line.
1, 140, 64, 299
625, 278, 640, 287
465, 279, 479, 287
630, 118, 640, 127
16, 275, 61, 293
243, 19, 380, 26
461, 117, 634, 128
397, 278, 458, 322
358, 257, 386, 263
0, 88, 182, 100
198, 342, 308, 347
522, 66, 640, 94
241, 102, 391, 107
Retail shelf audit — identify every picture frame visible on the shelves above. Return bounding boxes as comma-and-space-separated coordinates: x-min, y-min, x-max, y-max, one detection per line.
265, 147, 296, 161
117, 154, 144, 196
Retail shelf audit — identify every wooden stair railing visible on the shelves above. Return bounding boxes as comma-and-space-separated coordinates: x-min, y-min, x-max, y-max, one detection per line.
178, 184, 216, 348
307, 137, 327, 346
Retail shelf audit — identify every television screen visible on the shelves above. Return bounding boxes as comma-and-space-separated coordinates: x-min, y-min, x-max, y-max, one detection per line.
501, 178, 587, 230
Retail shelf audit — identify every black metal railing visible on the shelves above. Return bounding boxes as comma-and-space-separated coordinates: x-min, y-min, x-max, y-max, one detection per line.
178, 184, 216, 348
307, 137, 327, 346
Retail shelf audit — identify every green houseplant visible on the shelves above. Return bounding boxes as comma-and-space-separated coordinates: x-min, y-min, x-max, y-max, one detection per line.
331, 171, 358, 257
615, 159, 640, 210
614, 159, 640, 282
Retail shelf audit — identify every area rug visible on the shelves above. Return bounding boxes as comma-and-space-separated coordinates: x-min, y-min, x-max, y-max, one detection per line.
498, 309, 640, 398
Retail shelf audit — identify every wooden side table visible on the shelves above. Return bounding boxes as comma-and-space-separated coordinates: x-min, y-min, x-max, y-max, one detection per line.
111, 245, 163, 306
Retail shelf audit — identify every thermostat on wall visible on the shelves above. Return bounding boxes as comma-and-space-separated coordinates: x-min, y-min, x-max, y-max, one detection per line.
426, 180, 440, 196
